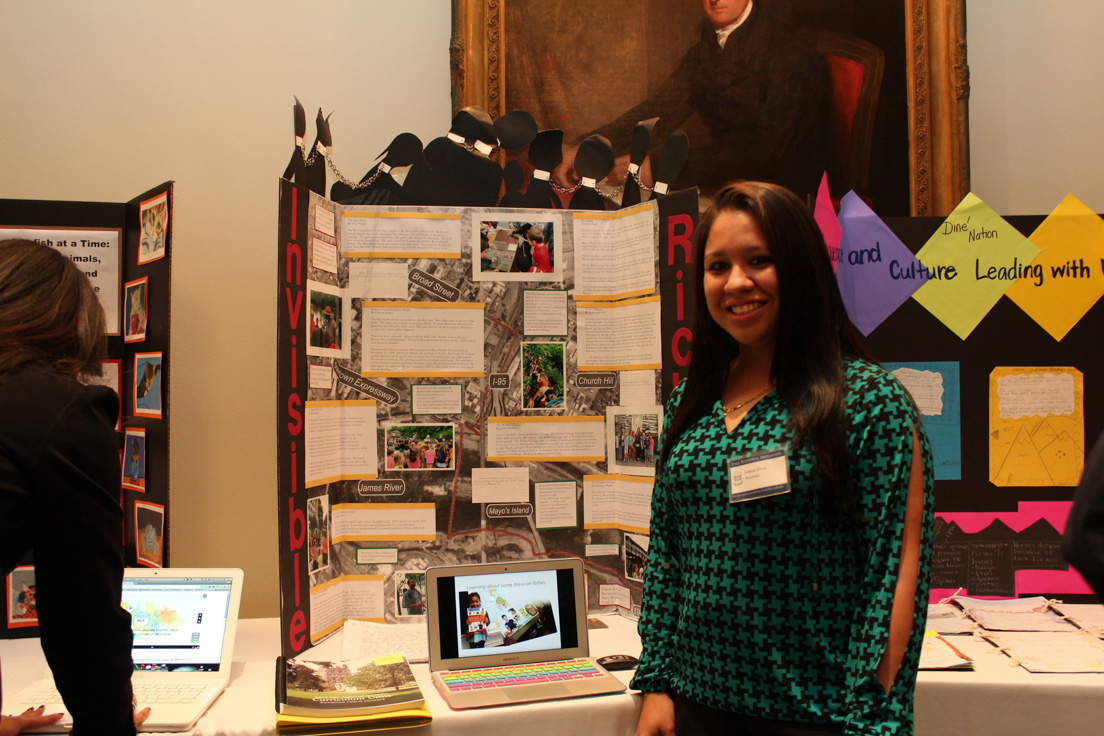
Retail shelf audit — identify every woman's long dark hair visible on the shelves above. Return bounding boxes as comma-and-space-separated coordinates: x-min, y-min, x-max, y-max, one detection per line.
660, 182, 873, 500
0, 238, 106, 378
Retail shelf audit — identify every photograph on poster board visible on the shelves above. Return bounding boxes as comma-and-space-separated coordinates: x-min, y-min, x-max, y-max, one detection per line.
308, 495, 331, 575
606, 405, 662, 477
306, 280, 351, 360
6, 566, 37, 628
123, 276, 148, 343
133, 352, 163, 418
522, 342, 565, 410
471, 215, 564, 283
138, 192, 168, 264
132, 352, 163, 418
385, 423, 456, 470
395, 571, 427, 618
122, 428, 146, 492
624, 533, 648, 583
134, 500, 164, 568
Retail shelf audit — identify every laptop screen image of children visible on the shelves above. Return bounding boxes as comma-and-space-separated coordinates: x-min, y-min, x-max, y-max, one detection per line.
426, 559, 625, 709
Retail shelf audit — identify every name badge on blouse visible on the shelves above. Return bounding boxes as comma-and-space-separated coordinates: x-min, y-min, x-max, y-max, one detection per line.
728, 445, 791, 503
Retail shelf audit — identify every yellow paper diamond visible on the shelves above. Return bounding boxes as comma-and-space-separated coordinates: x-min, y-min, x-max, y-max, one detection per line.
1005, 193, 1104, 341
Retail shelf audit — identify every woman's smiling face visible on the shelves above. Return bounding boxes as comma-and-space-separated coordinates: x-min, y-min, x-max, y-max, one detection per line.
702, 210, 779, 355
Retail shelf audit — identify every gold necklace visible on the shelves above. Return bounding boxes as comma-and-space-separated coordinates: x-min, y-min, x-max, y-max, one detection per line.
722, 385, 772, 416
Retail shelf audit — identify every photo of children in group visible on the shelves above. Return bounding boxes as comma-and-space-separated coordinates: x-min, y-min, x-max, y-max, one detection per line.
307, 495, 330, 574
6, 566, 37, 628
134, 501, 164, 568
624, 533, 649, 583
478, 220, 555, 275
123, 277, 148, 342
385, 423, 456, 470
607, 406, 662, 476
138, 192, 168, 265
395, 572, 427, 617
133, 352, 163, 418
522, 342, 565, 410
122, 428, 146, 492
456, 580, 559, 655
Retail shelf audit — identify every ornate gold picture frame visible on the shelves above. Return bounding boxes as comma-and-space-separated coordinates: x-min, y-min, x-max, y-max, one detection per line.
451, 0, 968, 216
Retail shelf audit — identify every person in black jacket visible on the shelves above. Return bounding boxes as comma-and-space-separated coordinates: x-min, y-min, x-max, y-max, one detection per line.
1063, 431, 1104, 599
561, 0, 830, 201
0, 239, 149, 735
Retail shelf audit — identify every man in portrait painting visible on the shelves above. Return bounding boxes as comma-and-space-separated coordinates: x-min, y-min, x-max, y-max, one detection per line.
557, 0, 830, 201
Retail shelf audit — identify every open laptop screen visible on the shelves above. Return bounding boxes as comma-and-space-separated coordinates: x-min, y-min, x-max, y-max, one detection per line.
121, 575, 234, 672
434, 566, 579, 660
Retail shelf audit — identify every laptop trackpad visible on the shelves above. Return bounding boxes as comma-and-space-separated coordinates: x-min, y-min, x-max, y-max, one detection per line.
505, 683, 571, 700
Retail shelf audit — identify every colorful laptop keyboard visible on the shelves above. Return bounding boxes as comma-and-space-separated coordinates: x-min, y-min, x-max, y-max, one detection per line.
440, 658, 605, 690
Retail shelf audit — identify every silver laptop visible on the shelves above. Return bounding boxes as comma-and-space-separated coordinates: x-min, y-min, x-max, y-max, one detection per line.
11, 567, 244, 732
426, 558, 626, 709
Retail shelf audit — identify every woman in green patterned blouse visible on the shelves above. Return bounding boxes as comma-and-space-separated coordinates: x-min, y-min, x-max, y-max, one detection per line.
633, 182, 933, 736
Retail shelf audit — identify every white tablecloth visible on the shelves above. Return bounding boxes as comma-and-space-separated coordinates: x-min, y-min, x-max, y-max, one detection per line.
7, 612, 1104, 735
1, 616, 644, 736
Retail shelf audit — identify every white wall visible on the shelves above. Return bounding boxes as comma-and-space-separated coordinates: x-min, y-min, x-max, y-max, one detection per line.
967, 0, 1104, 212
0, 0, 452, 617
2, 0, 1101, 617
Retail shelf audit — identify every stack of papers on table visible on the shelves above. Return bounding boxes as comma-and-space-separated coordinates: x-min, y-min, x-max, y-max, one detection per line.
952, 596, 1076, 632
949, 596, 1104, 673
1049, 602, 1104, 637
926, 603, 974, 635
918, 631, 974, 670
977, 630, 1104, 673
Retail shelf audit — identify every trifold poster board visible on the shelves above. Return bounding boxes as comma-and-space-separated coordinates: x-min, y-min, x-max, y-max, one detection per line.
276, 178, 698, 656
0, 184, 173, 639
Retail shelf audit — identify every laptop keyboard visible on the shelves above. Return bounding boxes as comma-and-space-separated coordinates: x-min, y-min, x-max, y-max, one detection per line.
440, 658, 605, 690
133, 683, 207, 704
20, 683, 207, 706
17, 685, 65, 706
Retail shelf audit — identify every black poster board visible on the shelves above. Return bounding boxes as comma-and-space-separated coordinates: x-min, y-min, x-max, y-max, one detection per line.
0, 183, 173, 638
871, 216, 1102, 601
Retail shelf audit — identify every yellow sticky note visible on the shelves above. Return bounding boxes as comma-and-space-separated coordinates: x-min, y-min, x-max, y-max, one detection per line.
1005, 194, 1104, 341
912, 193, 1041, 339
988, 367, 1084, 486
374, 653, 406, 666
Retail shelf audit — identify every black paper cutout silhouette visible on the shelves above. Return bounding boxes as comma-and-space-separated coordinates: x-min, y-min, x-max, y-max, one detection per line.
620, 118, 659, 208
493, 110, 538, 152
518, 129, 564, 210
649, 130, 690, 199
282, 97, 308, 183
331, 133, 424, 206
404, 107, 502, 207
568, 135, 614, 211
279, 103, 699, 208
499, 160, 528, 208
301, 109, 332, 197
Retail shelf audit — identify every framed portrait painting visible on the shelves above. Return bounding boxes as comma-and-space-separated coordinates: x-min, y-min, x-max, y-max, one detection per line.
451, 0, 968, 216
